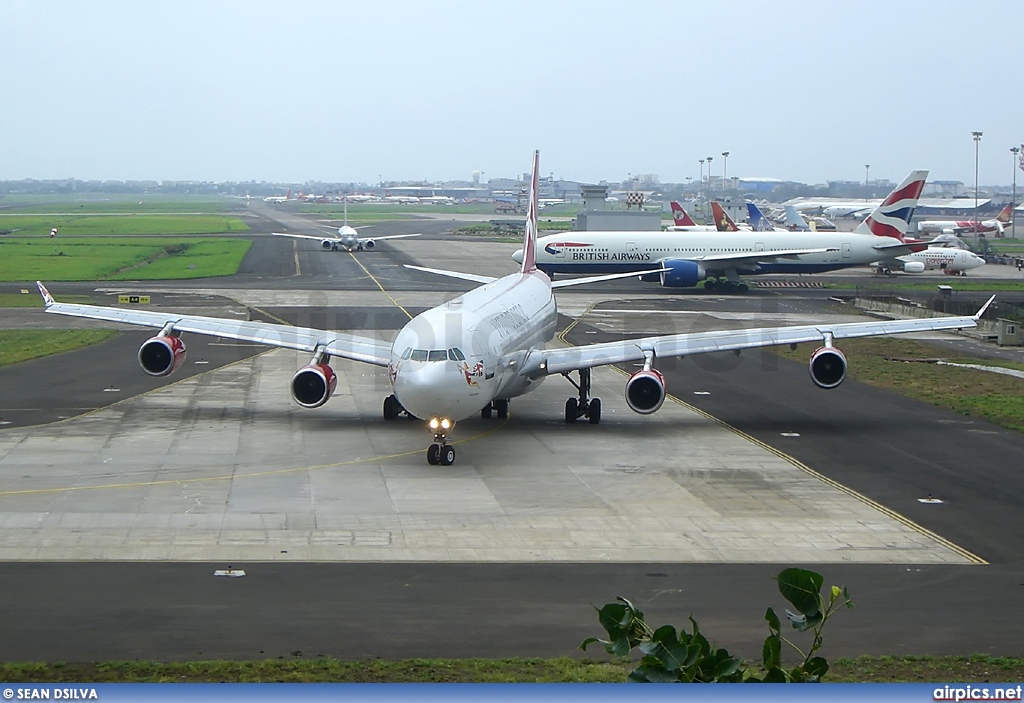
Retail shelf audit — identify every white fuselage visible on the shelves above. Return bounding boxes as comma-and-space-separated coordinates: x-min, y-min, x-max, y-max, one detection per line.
388, 272, 556, 423
530, 230, 911, 277
901, 248, 985, 272
917, 219, 1003, 235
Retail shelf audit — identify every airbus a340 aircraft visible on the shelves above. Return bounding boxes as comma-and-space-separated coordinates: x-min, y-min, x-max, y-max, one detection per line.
518, 171, 935, 292
36, 152, 992, 466
272, 197, 420, 252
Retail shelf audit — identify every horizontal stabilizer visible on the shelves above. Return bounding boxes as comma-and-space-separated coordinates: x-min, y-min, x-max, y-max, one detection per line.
403, 264, 497, 284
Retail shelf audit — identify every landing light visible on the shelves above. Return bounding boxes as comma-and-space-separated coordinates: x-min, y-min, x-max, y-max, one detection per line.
429, 417, 452, 430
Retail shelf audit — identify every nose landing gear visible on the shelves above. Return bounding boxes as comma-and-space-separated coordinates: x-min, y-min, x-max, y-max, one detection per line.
426, 418, 456, 465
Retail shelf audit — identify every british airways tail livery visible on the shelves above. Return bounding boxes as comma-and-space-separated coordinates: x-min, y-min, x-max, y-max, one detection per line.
36, 156, 990, 465
855, 170, 926, 241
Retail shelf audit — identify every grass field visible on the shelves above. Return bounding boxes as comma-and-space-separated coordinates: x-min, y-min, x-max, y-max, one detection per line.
0, 330, 118, 367
1, 655, 1022, 683
0, 237, 252, 281
0, 214, 249, 237
0, 293, 93, 307
775, 336, 1024, 432
0, 195, 231, 214
854, 279, 1024, 293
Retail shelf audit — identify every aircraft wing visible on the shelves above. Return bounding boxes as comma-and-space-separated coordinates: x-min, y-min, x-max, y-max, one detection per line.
272, 232, 333, 242
36, 283, 392, 367
694, 247, 838, 265
521, 297, 993, 377
871, 240, 925, 257
358, 233, 421, 243
404, 265, 497, 284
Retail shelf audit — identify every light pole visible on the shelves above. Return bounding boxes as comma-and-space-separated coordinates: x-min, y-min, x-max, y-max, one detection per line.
972, 131, 983, 239
864, 164, 870, 187
706, 156, 714, 199
1012, 146, 1020, 240
721, 151, 729, 196
698, 159, 705, 205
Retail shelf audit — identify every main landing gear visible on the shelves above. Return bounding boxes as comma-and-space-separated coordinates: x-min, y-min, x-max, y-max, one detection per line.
383, 393, 416, 420
480, 398, 509, 419
703, 278, 749, 293
563, 367, 601, 425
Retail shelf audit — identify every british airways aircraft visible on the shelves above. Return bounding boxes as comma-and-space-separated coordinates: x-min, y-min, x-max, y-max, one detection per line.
272, 196, 420, 252
518, 171, 934, 293
36, 153, 992, 465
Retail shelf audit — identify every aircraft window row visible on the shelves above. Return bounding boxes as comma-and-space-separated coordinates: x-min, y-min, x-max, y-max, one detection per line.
401, 347, 467, 362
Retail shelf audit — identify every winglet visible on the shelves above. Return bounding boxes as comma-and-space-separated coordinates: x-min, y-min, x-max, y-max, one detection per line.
973, 295, 996, 321
36, 281, 55, 307
520, 150, 540, 274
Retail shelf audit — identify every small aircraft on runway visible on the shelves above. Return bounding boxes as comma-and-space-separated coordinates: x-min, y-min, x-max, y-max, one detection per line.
36, 151, 994, 466
272, 196, 420, 252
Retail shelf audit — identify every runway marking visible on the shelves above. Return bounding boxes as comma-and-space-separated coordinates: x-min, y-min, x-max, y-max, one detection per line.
0, 414, 512, 498
292, 240, 301, 276
557, 303, 988, 565
346, 252, 413, 320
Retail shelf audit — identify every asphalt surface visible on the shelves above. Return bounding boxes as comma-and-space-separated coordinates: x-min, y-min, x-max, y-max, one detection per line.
2, 208, 1024, 663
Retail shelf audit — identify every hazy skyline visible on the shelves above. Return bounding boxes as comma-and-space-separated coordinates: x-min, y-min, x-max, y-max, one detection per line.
4, 0, 1023, 187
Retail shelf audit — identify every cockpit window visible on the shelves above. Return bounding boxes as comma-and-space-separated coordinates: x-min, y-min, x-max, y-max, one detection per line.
410, 349, 428, 362
448, 348, 466, 361
401, 347, 412, 360
427, 350, 448, 362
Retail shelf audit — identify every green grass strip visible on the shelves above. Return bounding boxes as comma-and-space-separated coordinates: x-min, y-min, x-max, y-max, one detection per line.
0, 330, 118, 367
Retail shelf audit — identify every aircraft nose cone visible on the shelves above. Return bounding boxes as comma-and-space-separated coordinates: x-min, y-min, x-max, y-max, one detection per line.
511, 248, 524, 264
393, 362, 480, 422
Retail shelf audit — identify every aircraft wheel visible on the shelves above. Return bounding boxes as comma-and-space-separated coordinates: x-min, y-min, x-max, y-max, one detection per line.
737, 283, 749, 293
704, 280, 718, 293
440, 445, 456, 466
565, 397, 578, 424
495, 399, 509, 419
383, 394, 400, 420
427, 443, 441, 465
588, 398, 602, 425
481, 404, 493, 420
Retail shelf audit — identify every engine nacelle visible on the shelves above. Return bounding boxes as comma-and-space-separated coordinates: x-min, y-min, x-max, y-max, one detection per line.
138, 335, 186, 377
903, 261, 925, 273
321, 239, 335, 250
808, 346, 847, 389
291, 363, 338, 408
659, 259, 707, 288
624, 368, 666, 414
363, 239, 376, 250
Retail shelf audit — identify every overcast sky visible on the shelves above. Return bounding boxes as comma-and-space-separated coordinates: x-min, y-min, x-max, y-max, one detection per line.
4, 0, 1022, 186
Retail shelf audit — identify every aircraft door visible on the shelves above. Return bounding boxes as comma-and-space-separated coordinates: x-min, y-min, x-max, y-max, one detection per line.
755, 242, 765, 252
842, 242, 852, 259
626, 241, 637, 253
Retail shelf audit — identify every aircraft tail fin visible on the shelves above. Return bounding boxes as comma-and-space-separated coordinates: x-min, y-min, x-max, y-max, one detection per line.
669, 201, 697, 227
996, 203, 1014, 223
853, 170, 927, 241
784, 204, 811, 231
520, 150, 540, 274
710, 201, 740, 232
747, 202, 776, 232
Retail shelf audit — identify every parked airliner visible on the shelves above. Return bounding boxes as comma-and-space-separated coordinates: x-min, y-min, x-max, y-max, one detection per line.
272, 197, 420, 252
36, 153, 992, 465
873, 247, 985, 275
517, 171, 933, 293
264, 189, 293, 204
917, 204, 1012, 237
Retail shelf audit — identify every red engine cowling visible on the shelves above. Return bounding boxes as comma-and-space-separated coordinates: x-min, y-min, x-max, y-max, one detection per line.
624, 368, 666, 414
138, 335, 186, 377
808, 346, 847, 389
291, 363, 338, 408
